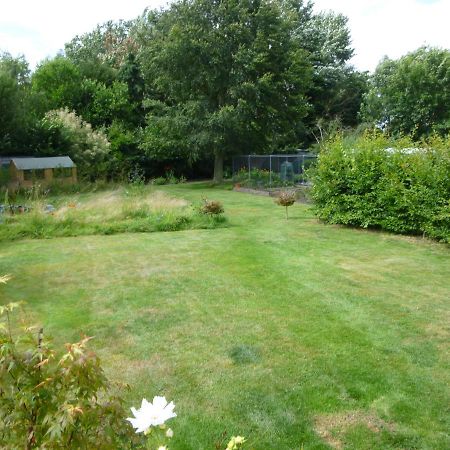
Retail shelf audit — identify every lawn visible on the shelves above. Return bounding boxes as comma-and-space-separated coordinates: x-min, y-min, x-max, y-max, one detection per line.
0, 183, 449, 449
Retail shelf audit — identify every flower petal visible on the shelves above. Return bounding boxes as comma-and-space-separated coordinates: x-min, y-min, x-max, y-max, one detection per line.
152, 395, 168, 409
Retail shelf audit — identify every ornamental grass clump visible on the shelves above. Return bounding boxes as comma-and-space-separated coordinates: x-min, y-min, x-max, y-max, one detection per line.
275, 190, 296, 219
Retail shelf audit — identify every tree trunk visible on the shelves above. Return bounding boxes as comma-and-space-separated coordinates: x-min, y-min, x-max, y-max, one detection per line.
213, 151, 224, 183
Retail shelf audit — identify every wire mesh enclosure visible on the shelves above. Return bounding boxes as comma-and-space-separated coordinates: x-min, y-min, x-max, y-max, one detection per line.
232, 152, 317, 188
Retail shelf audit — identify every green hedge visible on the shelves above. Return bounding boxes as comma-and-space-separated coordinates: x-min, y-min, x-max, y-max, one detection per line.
310, 132, 450, 242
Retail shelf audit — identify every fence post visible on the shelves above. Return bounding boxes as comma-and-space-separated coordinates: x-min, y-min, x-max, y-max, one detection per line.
301, 155, 304, 183
248, 155, 251, 181
269, 155, 272, 187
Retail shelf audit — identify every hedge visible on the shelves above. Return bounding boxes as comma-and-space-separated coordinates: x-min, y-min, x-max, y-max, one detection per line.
310, 132, 450, 243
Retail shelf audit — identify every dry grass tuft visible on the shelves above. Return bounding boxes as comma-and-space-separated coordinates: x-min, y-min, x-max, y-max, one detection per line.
54, 189, 189, 222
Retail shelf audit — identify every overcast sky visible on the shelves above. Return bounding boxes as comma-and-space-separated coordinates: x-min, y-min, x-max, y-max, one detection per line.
1, 0, 449, 73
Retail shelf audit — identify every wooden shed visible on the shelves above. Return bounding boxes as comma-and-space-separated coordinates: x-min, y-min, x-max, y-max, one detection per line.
9, 157, 77, 189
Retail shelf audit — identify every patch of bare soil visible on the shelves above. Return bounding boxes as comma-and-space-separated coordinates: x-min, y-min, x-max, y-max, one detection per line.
314, 410, 395, 449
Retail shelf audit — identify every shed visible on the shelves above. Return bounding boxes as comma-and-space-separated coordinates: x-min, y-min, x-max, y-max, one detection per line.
9, 157, 77, 189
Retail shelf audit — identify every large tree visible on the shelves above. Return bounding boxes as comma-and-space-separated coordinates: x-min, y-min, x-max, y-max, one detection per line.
293, 9, 368, 135
138, 0, 312, 181
361, 46, 450, 137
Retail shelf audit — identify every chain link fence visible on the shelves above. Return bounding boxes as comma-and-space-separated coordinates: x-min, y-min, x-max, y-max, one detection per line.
232, 152, 317, 188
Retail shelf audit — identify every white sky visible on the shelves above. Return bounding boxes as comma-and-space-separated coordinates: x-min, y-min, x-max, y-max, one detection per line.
1, 0, 449, 73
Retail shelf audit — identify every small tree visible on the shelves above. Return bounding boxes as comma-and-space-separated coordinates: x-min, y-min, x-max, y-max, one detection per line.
275, 191, 296, 219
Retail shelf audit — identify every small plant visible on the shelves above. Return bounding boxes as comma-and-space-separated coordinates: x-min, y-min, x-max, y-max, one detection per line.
164, 170, 178, 184
128, 166, 146, 186
200, 198, 224, 215
26, 183, 49, 202
126, 395, 247, 450
127, 396, 176, 448
275, 190, 296, 219
152, 177, 168, 186
0, 277, 142, 449
126, 166, 146, 196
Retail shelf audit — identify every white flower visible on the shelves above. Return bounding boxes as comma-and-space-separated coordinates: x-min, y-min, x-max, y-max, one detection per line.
166, 428, 174, 438
126, 396, 176, 433
157, 447, 168, 450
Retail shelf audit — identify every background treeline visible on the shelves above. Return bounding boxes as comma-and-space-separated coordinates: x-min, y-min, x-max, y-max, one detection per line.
0, 0, 449, 182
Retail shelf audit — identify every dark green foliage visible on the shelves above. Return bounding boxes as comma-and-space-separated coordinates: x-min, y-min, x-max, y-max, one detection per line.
0, 52, 36, 155
311, 132, 450, 242
31, 57, 83, 112
292, 9, 368, 136
361, 47, 450, 138
138, 0, 312, 181
0, 301, 143, 449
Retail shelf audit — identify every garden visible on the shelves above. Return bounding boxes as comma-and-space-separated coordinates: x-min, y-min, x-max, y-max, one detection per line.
1, 0, 449, 447
1, 182, 449, 449
0, 183, 225, 242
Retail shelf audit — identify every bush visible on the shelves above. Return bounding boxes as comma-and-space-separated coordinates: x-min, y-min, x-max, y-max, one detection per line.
199, 199, 224, 215
43, 108, 113, 181
150, 171, 187, 186
151, 176, 168, 185
310, 132, 450, 242
0, 297, 143, 449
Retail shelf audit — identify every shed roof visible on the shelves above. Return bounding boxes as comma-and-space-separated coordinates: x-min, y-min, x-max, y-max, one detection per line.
11, 157, 75, 170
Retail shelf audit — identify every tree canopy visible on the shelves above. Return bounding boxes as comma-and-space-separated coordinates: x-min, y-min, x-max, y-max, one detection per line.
138, 0, 313, 181
361, 46, 450, 137
1, 1, 447, 181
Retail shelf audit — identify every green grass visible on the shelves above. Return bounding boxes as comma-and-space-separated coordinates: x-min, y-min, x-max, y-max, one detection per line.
1, 182, 449, 449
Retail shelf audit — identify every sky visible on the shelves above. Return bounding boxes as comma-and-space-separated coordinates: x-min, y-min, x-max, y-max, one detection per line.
1, 0, 449, 73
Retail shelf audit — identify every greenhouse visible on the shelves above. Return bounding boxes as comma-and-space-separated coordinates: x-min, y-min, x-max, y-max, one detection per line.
232, 152, 317, 188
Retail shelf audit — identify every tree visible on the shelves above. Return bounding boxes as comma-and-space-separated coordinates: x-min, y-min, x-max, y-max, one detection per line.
0, 53, 33, 154
361, 46, 450, 137
292, 9, 368, 136
78, 79, 132, 127
138, 0, 312, 182
65, 20, 138, 70
0, 52, 30, 85
31, 57, 83, 111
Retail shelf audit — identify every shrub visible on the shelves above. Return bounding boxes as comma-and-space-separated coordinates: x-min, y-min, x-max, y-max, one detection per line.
0, 297, 143, 449
43, 108, 113, 181
152, 176, 168, 185
150, 171, 187, 185
310, 132, 450, 242
275, 190, 296, 219
200, 199, 224, 215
